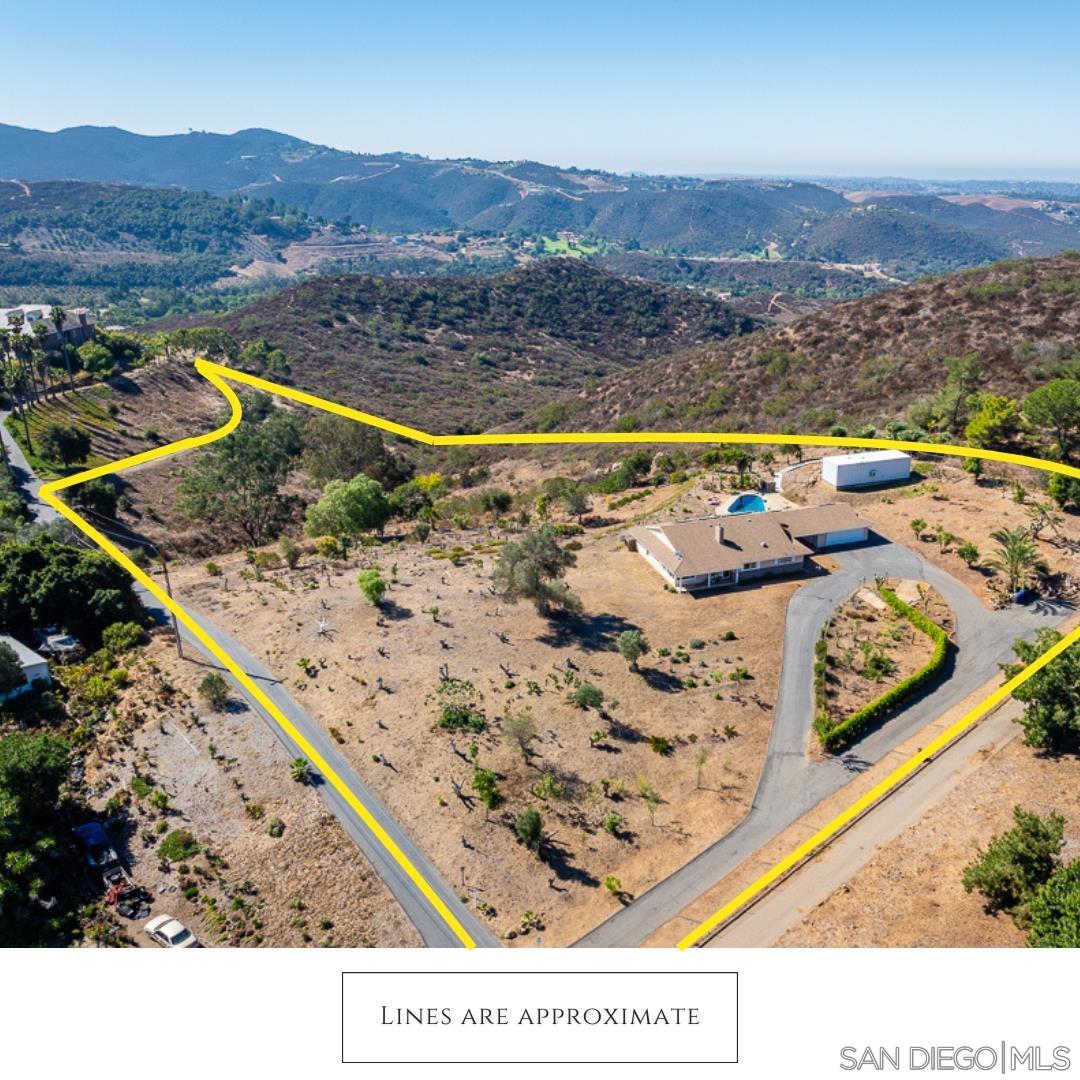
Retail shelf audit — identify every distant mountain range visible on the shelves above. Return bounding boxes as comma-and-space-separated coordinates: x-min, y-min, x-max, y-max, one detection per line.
2, 124, 1079, 280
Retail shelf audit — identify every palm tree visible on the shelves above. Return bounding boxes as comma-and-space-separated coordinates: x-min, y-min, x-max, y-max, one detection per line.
987, 527, 1041, 594
48, 305, 75, 392
30, 323, 54, 396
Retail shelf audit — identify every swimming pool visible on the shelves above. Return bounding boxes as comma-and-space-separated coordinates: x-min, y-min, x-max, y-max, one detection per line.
726, 493, 767, 514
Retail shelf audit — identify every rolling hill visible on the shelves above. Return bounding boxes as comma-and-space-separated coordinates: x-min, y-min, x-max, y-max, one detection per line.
151, 259, 756, 430
523, 253, 1080, 436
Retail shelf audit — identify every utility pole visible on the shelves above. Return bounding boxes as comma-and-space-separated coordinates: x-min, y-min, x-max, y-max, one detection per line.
76, 507, 183, 658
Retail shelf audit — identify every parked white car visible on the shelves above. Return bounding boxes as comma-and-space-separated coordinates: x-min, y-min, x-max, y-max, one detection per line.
144, 914, 200, 949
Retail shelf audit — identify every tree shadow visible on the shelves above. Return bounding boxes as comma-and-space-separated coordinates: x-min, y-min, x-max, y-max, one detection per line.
380, 600, 414, 621
608, 719, 644, 745
539, 838, 600, 887
640, 667, 685, 693
536, 611, 638, 653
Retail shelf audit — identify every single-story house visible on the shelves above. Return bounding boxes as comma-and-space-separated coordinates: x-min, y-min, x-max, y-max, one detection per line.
0, 634, 52, 700
626, 504, 870, 592
822, 450, 911, 489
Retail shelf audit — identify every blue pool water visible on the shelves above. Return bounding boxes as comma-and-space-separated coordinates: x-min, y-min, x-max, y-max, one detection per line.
726, 493, 766, 514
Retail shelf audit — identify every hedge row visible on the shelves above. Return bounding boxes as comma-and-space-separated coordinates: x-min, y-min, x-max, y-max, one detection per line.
813, 586, 950, 753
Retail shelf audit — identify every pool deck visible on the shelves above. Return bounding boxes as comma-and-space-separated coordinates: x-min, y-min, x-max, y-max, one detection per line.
711, 491, 795, 517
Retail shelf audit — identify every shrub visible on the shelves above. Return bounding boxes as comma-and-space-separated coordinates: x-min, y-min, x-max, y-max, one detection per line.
571, 682, 604, 710
602, 812, 623, 836
268, 817, 286, 838
962, 806, 1064, 917
101, 621, 146, 653
205, 561, 222, 577
514, 807, 543, 850
198, 672, 230, 711
438, 703, 485, 732
471, 767, 502, 810
647, 735, 673, 755
816, 587, 949, 752
158, 828, 200, 862
280, 537, 301, 569
357, 568, 387, 606
290, 757, 313, 784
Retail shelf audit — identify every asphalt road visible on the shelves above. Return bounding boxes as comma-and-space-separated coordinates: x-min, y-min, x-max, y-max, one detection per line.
4, 421, 496, 948
1, 409, 60, 523
136, 585, 500, 948
707, 700, 1023, 947
574, 537, 1071, 947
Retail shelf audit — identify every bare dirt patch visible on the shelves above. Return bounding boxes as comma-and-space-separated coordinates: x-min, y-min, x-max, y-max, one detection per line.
167, 521, 800, 945
83, 636, 419, 948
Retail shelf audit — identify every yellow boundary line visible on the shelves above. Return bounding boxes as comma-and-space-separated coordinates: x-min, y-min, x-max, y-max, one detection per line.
34, 358, 1080, 951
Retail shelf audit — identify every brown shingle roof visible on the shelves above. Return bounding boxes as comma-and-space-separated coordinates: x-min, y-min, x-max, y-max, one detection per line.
630, 504, 865, 578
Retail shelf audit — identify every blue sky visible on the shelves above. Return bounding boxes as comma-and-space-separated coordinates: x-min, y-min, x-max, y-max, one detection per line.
12, 0, 1080, 178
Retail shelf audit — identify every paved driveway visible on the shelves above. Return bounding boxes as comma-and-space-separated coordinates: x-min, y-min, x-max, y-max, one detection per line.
575, 537, 1072, 947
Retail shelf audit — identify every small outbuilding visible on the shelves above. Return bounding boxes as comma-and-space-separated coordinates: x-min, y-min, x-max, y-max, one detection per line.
0, 634, 52, 700
822, 450, 911, 489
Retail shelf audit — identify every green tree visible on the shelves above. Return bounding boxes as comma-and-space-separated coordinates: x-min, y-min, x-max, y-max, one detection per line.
1004, 628, 1080, 751
1048, 472, 1080, 510
933, 352, 985, 433
987, 526, 1043, 594
70, 477, 120, 520
38, 423, 91, 465
964, 393, 1019, 448
0, 535, 139, 646
616, 629, 650, 672
471, 766, 502, 810
0, 732, 70, 945
962, 806, 1064, 917
179, 396, 301, 545
301, 413, 409, 489
492, 527, 581, 616
48, 305, 75, 392
910, 517, 926, 541
357, 568, 387, 606
514, 807, 543, 851
305, 474, 391, 544
563, 487, 590, 521
1025, 379, 1080, 461
76, 341, 113, 374
1027, 860, 1080, 947
957, 541, 980, 567
290, 757, 313, 784
101, 621, 146, 653
502, 710, 537, 759
0, 641, 25, 698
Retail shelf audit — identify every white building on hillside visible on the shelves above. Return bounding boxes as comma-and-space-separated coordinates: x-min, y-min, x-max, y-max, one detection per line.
0, 634, 52, 700
822, 450, 911, 489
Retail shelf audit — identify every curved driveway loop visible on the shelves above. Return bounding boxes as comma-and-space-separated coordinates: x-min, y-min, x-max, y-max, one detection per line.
575, 536, 1071, 947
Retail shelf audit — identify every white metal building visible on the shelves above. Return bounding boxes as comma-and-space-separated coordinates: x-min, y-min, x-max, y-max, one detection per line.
822, 450, 911, 489
0, 634, 52, 700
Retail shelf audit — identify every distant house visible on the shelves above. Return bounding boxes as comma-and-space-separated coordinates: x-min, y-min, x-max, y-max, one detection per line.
626, 504, 870, 592
0, 634, 52, 700
0, 305, 96, 350
822, 450, 911, 489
